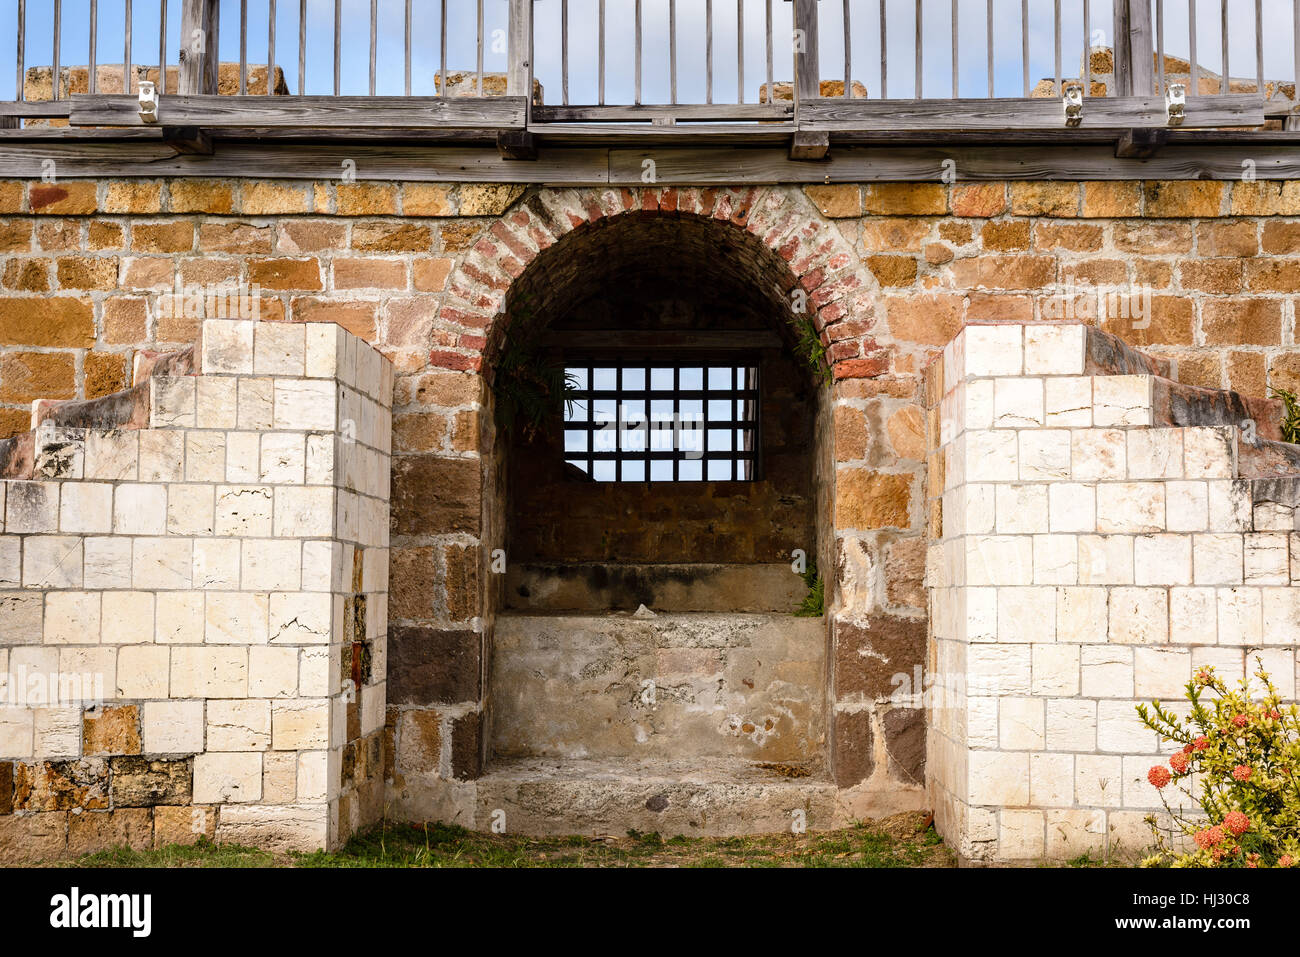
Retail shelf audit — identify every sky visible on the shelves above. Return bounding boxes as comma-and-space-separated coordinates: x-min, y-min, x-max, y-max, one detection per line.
0, 0, 1295, 104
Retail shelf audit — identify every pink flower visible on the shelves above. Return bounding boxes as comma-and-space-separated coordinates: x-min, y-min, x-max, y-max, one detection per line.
1232, 765, 1253, 781
1196, 825, 1226, 849
1148, 766, 1172, 789
1232, 714, 1249, 728
1279, 855, 1294, 868
1170, 752, 1190, 774
1269, 710, 1282, 720
1224, 811, 1250, 835
1182, 743, 1195, 754
1193, 736, 1209, 751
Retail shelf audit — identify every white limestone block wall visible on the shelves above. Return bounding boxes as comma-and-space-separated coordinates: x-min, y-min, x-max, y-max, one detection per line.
926, 321, 1300, 862
0, 318, 392, 856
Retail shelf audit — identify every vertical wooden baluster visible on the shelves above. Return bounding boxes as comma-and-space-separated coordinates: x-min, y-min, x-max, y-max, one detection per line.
268, 0, 275, 93
846, 0, 854, 99
1157, 0, 1166, 94
737, 0, 744, 104
158, 0, 166, 95
123, 0, 131, 92
1294, 0, 1300, 117
1054, 0, 1062, 95
1083, 0, 1091, 97
952, 0, 958, 97
333, 0, 341, 96
669, 0, 676, 105
1022, 0, 1030, 96
53, 0, 60, 101
239, 0, 248, 95
370, 0, 379, 96
706, 0, 714, 104
881, 0, 888, 99
89, 0, 97, 94
635, 0, 642, 105
765, 0, 773, 103
1255, 0, 1263, 98
914, 0, 921, 99
439, 0, 448, 98
1190, 0, 1199, 97
405, 0, 412, 96
16, 0, 24, 102
299, 0, 306, 95
599, 0, 606, 105
477, 0, 484, 96
987, 0, 994, 97
563, 0, 570, 105
1221, 0, 1229, 96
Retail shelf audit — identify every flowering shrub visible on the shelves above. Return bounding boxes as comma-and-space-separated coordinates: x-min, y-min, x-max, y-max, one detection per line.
1136, 660, 1300, 868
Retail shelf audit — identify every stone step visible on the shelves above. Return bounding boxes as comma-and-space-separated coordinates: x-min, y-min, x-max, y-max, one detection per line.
1084, 325, 1173, 379
132, 344, 197, 386
491, 612, 826, 766
25, 344, 195, 434
504, 561, 808, 613
1239, 437, 1300, 479
473, 757, 839, 837
1151, 375, 1284, 441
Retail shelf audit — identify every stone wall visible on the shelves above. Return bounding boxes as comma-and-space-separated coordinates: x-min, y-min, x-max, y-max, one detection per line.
0, 317, 392, 861
1, 174, 1298, 853
927, 321, 1300, 862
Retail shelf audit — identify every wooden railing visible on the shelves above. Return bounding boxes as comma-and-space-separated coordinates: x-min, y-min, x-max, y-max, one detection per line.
1, 1, 1295, 149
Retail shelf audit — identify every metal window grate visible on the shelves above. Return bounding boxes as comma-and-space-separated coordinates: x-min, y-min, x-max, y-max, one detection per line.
563, 359, 760, 482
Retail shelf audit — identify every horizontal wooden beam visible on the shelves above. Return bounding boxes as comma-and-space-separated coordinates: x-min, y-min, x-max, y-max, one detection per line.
798, 95, 1265, 131
68, 94, 528, 129
533, 103, 793, 123
0, 101, 74, 118
0, 139, 1295, 185
605, 143, 1300, 184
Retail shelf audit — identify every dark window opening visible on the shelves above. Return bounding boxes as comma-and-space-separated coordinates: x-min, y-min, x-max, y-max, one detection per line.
562, 358, 761, 482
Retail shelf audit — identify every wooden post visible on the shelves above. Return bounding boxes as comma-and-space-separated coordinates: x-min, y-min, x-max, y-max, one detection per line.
179, 0, 221, 95
1113, 0, 1155, 97
503, 0, 536, 159
507, 0, 533, 101
792, 0, 820, 107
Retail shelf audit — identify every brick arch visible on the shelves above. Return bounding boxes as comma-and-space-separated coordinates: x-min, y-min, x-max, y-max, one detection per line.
432, 185, 887, 380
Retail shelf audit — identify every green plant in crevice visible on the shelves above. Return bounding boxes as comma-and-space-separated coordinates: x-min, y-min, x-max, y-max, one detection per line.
790, 312, 832, 385
1270, 386, 1300, 444
794, 561, 825, 617
492, 293, 577, 441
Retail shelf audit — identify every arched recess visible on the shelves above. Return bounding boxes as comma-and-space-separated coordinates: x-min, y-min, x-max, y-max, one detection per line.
397, 185, 897, 803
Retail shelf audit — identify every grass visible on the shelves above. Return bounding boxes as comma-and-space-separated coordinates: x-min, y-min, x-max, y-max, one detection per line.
48, 811, 958, 869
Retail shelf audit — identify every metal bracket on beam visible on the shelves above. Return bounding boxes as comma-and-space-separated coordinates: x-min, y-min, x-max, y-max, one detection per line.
1063, 85, 1084, 127
137, 81, 159, 124
790, 130, 829, 160
1165, 83, 1187, 127
496, 130, 537, 160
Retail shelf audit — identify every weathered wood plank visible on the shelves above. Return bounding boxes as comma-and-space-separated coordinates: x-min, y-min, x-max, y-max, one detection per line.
0, 101, 74, 118
793, 0, 820, 108
799, 95, 1265, 131
533, 122, 796, 144
178, 0, 221, 96
507, 0, 533, 101
0, 142, 612, 183
68, 95, 528, 129
606, 143, 1300, 183
0, 139, 1296, 184
1113, 0, 1156, 97
533, 103, 792, 122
